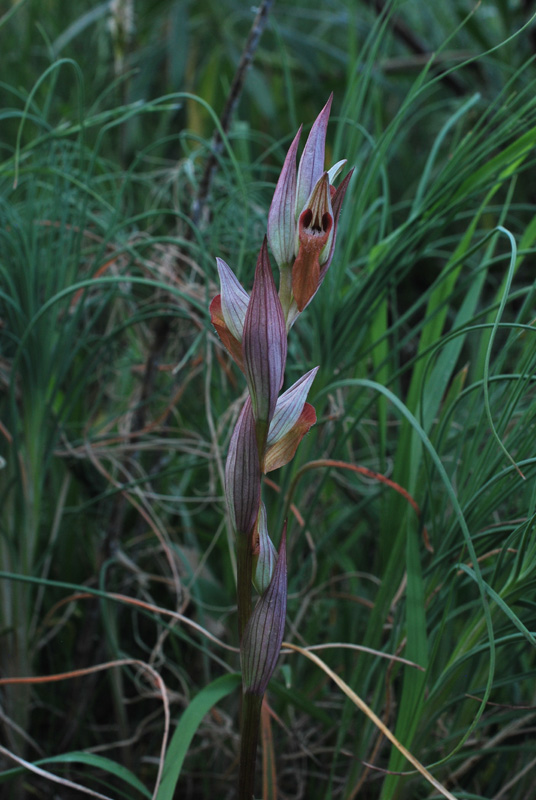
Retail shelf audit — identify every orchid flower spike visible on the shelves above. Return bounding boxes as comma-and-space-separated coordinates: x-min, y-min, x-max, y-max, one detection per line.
267, 94, 353, 326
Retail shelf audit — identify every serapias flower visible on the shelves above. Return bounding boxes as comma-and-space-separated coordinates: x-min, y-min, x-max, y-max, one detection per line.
267, 93, 353, 324
211, 245, 319, 476
224, 369, 318, 535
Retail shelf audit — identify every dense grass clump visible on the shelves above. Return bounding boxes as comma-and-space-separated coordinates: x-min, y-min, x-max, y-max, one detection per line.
1, 1, 536, 798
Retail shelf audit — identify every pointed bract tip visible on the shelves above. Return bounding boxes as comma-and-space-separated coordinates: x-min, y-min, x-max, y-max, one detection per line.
243, 238, 287, 428
224, 397, 261, 536
295, 97, 334, 218
268, 127, 303, 270
241, 524, 287, 696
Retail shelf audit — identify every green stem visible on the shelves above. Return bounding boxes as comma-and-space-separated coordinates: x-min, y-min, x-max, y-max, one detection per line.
236, 531, 253, 641
238, 691, 263, 800
236, 523, 261, 796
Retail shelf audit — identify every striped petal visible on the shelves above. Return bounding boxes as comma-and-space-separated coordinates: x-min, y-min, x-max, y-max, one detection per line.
264, 403, 317, 473
225, 397, 261, 536
267, 126, 301, 270
241, 525, 287, 696
295, 93, 333, 219
243, 239, 287, 435
210, 294, 244, 371
320, 167, 354, 283
267, 367, 319, 446
327, 159, 347, 186
292, 174, 333, 311
216, 257, 250, 341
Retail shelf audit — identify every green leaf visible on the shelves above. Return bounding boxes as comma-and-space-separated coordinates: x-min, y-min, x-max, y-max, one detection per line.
449, 124, 536, 206
0, 752, 150, 797
156, 673, 241, 800
381, 522, 429, 798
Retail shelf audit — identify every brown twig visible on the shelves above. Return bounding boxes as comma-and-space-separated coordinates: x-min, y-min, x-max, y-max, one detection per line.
133, 0, 275, 445
366, 0, 476, 96
103, 1, 276, 578
191, 0, 275, 228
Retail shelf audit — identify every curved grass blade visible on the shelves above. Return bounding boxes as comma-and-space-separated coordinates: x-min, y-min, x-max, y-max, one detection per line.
0, 746, 115, 800
155, 673, 241, 800
482, 226, 525, 479
282, 644, 457, 800
0, 752, 150, 798
317, 378, 496, 758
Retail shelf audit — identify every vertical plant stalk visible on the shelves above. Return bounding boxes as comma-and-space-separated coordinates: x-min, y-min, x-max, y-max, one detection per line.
211, 99, 351, 798
239, 528, 287, 799
238, 692, 263, 800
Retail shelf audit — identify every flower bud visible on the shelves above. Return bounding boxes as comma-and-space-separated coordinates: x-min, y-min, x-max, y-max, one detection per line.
241, 526, 287, 696
225, 397, 261, 536
252, 503, 277, 594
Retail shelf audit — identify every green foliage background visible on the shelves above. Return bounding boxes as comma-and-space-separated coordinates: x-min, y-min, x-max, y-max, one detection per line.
1, 0, 536, 798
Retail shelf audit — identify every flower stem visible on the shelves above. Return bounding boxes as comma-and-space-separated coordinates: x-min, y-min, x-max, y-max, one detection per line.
238, 691, 263, 800
237, 530, 253, 641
